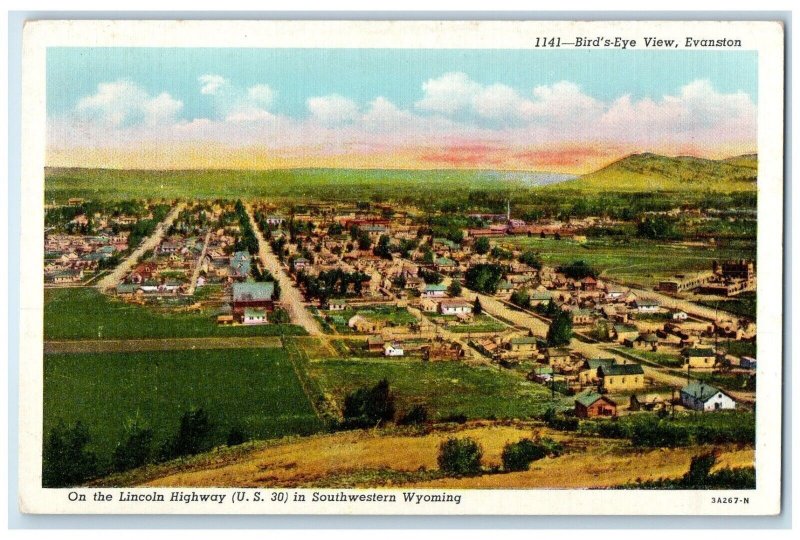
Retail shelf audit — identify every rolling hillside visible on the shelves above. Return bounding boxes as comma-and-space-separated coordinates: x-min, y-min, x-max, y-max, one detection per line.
556, 153, 758, 192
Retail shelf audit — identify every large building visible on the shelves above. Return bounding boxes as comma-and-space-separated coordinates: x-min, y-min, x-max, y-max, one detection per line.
680, 382, 736, 411
597, 363, 645, 392
232, 282, 276, 315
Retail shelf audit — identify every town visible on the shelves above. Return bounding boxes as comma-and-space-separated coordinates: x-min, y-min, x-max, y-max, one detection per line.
45, 195, 757, 421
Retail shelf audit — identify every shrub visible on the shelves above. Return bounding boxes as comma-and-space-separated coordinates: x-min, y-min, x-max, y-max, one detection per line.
226, 426, 247, 446
42, 421, 99, 487
399, 404, 429, 426
342, 379, 396, 429
112, 419, 153, 473
441, 412, 468, 424
501, 437, 564, 472
438, 437, 483, 476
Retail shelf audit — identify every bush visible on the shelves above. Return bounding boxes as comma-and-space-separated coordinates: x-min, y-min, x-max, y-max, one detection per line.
42, 421, 99, 487
161, 407, 213, 460
399, 404, 429, 426
502, 437, 564, 472
342, 379, 396, 428
542, 408, 579, 431
226, 426, 247, 446
112, 420, 153, 473
441, 412, 468, 424
438, 437, 483, 476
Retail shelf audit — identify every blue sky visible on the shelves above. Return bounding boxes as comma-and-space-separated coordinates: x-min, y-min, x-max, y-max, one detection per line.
45, 47, 758, 171
47, 47, 757, 121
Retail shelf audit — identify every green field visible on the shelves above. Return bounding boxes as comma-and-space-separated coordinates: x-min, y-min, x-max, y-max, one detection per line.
45, 167, 535, 204
43, 348, 323, 465
696, 292, 757, 320
557, 153, 758, 192
309, 357, 570, 420
44, 288, 306, 340
501, 236, 755, 288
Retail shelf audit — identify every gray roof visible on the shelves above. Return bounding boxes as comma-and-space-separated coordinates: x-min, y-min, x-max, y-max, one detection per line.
232, 282, 275, 302
599, 363, 644, 377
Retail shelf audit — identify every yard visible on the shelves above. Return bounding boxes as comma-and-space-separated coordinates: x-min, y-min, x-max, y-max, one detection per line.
44, 288, 306, 340
502, 236, 756, 289
319, 304, 418, 334
308, 357, 571, 421
43, 347, 323, 468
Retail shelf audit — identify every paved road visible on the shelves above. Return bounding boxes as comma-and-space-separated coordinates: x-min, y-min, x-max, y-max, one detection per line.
96, 203, 186, 291
245, 204, 323, 336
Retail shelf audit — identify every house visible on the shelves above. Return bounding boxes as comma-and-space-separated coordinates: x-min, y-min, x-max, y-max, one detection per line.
612, 324, 639, 344
232, 282, 275, 313
628, 333, 659, 351
682, 347, 716, 369
506, 336, 538, 353
739, 356, 757, 370
671, 311, 689, 321
384, 341, 405, 357
545, 347, 572, 368
423, 341, 464, 362
529, 291, 553, 307
574, 391, 617, 418
578, 358, 616, 385
527, 365, 554, 383
581, 276, 598, 291
438, 300, 473, 316
242, 308, 268, 325
495, 280, 515, 297
571, 309, 595, 325
348, 314, 385, 333
434, 256, 458, 271
366, 335, 386, 352
598, 363, 645, 392
419, 297, 439, 313
633, 299, 661, 313
216, 314, 235, 325
229, 251, 251, 280
327, 298, 347, 311
422, 283, 448, 298
605, 286, 627, 302
293, 258, 311, 272
629, 393, 665, 411
681, 382, 736, 411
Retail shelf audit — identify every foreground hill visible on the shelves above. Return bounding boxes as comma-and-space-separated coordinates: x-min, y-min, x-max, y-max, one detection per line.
557, 153, 758, 192
92, 421, 754, 489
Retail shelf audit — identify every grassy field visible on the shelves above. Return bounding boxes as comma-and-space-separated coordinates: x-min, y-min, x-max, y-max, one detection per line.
44, 288, 306, 340
97, 422, 753, 489
501, 236, 755, 288
45, 167, 541, 204
319, 305, 418, 334
696, 292, 757, 320
308, 357, 570, 420
44, 348, 323, 467
557, 153, 758, 192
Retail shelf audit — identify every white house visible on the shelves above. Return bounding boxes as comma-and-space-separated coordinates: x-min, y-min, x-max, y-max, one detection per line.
422, 283, 448, 298
243, 308, 268, 325
671, 310, 689, 321
384, 342, 405, 357
633, 299, 661, 313
680, 382, 736, 411
438, 300, 473, 316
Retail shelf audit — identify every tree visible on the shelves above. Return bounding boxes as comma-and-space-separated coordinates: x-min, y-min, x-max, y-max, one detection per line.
473, 296, 483, 315
546, 311, 573, 346
342, 379, 396, 428
510, 289, 531, 309
501, 438, 562, 472
438, 437, 483, 476
447, 280, 462, 297
518, 250, 542, 269
398, 404, 429, 426
42, 421, 99, 487
374, 234, 393, 259
357, 231, 372, 251
557, 260, 597, 280
474, 237, 490, 255
162, 407, 213, 459
112, 418, 153, 473
464, 263, 504, 294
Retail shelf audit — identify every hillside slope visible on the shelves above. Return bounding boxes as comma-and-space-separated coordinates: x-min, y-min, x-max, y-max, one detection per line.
557, 153, 758, 192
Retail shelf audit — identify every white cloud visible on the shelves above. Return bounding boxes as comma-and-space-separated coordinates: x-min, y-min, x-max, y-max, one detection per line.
199, 74, 227, 95
307, 94, 359, 125
415, 72, 481, 114
75, 80, 183, 127
248, 84, 275, 107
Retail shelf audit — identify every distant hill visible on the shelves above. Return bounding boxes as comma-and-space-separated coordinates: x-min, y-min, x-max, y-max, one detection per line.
556, 153, 758, 192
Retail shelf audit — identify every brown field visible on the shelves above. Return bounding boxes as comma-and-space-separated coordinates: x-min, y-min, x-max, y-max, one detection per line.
127, 422, 753, 489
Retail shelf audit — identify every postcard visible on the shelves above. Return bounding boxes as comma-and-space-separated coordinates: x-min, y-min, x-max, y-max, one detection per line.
18, 19, 784, 515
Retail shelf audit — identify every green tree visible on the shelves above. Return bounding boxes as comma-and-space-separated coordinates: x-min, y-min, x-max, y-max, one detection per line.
398, 404, 429, 426
510, 289, 531, 309
112, 418, 153, 473
474, 237, 490, 255
162, 407, 213, 459
518, 250, 542, 269
342, 379, 396, 428
557, 260, 597, 280
501, 438, 562, 472
546, 311, 573, 346
447, 280, 462, 297
464, 263, 504, 294
473, 297, 483, 315
42, 421, 99, 487
438, 437, 483, 476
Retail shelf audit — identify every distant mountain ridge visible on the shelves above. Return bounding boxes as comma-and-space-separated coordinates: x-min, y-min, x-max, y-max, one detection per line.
557, 152, 758, 192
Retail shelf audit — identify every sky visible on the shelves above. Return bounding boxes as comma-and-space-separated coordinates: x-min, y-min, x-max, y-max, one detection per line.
46, 48, 758, 173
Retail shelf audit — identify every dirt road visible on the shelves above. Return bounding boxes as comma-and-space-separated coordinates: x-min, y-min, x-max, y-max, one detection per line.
96, 202, 186, 291
245, 204, 323, 336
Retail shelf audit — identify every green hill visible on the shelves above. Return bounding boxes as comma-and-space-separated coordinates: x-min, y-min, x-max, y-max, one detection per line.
557, 153, 758, 192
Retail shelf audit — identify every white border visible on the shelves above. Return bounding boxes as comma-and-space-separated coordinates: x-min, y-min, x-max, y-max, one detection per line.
18, 19, 784, 515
